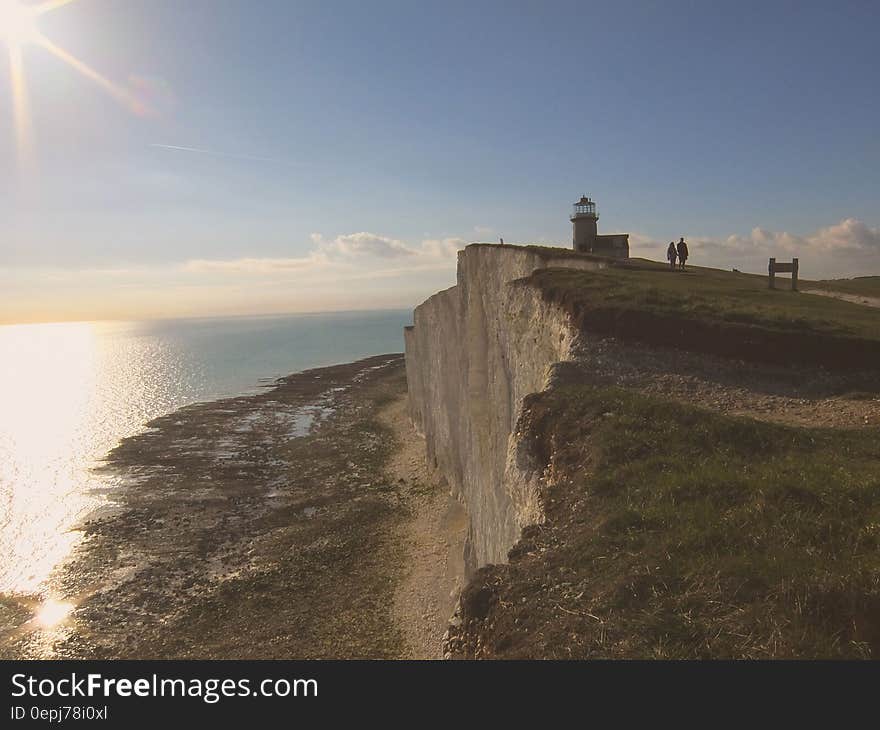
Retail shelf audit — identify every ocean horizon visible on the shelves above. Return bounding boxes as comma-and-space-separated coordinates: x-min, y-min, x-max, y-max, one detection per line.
0, 309, 411, 596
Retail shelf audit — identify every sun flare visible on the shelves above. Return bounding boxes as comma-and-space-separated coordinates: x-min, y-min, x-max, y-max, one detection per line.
2, 0, 148, 170
0, 0, 40, 46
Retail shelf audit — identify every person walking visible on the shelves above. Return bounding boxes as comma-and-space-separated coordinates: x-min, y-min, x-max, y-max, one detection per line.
667, 241, 677, 270
676, 237, 689, 270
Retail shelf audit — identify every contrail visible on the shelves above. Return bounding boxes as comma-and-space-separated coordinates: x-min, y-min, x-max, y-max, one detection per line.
150, 144, 277, 163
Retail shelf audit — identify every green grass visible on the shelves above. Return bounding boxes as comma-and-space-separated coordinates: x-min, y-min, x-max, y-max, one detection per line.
810, 276, 880, 299
458, 385, 880, 658
524, 259, 880, 371
532, 260, 880, 341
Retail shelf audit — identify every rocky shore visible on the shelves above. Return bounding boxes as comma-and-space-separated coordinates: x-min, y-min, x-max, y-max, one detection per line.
1, 354, 460, 659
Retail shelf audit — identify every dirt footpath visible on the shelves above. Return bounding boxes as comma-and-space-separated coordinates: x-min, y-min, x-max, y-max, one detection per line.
380, 396, 467, 659
803, 289, 880, 310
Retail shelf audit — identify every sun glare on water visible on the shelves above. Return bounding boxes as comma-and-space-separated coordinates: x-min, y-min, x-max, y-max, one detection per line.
0, 319, 204, 598
32, 598, 74, 628
0, 322, 101, 595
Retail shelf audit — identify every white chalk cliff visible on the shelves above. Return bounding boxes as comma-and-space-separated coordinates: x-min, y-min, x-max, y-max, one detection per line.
405, 245, 605, 571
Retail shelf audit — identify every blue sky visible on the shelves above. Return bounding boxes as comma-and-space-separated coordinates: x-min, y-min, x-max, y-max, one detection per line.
1, 0, 878, 323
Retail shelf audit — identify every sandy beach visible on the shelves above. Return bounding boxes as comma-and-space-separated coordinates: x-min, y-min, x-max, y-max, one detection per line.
0, 354, 461, 660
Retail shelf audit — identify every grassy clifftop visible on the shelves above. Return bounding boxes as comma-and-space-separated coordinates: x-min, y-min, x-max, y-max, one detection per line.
529, 260, 880, 370
449, 383, 880, 658
812, 276, 880, 299
445, 251, 880, 659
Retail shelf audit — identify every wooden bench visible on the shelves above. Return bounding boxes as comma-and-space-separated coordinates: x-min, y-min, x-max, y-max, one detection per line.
769, 257, 799, 291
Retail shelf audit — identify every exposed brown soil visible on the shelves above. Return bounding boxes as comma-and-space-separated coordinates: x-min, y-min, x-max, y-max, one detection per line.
564, 336, 880, 429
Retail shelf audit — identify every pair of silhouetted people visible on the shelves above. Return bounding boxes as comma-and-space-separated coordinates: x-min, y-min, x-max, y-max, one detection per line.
667, 237, 689, 270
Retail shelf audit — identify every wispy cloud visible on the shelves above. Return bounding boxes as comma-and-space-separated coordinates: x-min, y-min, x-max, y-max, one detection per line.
310, 232, 416, 259
725, 219, 880, 254
185, 219, 880, 280
10, 219, 877, 325
182, 253, 326, 274
0, 230, 467, 323
181, 232, 466, 275
150, 144, 278, 163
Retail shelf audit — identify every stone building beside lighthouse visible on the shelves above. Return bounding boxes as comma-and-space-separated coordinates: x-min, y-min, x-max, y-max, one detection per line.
570, 195, 629, 258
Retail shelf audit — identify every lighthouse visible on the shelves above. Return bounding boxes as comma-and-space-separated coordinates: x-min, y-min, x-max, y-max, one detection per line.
570, 195, 630, 259
571, 196, 598, 253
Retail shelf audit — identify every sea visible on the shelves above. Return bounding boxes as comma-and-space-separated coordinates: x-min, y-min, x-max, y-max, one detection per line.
0, 310, 411, 595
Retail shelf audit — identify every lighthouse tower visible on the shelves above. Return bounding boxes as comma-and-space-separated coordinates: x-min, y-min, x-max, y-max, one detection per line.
571, 196, 598, 253
570, 195, 630, 258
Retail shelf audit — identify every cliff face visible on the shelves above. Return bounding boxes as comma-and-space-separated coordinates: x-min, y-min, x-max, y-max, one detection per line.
405, 245, 604, 571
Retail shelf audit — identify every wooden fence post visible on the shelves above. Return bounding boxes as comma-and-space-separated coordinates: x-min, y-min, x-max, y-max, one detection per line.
792, 258, 799, 291
768, 257, 776, 289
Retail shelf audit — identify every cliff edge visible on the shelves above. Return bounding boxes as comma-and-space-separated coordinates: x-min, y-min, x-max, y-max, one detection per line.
406, 244, 880, 658
405, 245, 607, 571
